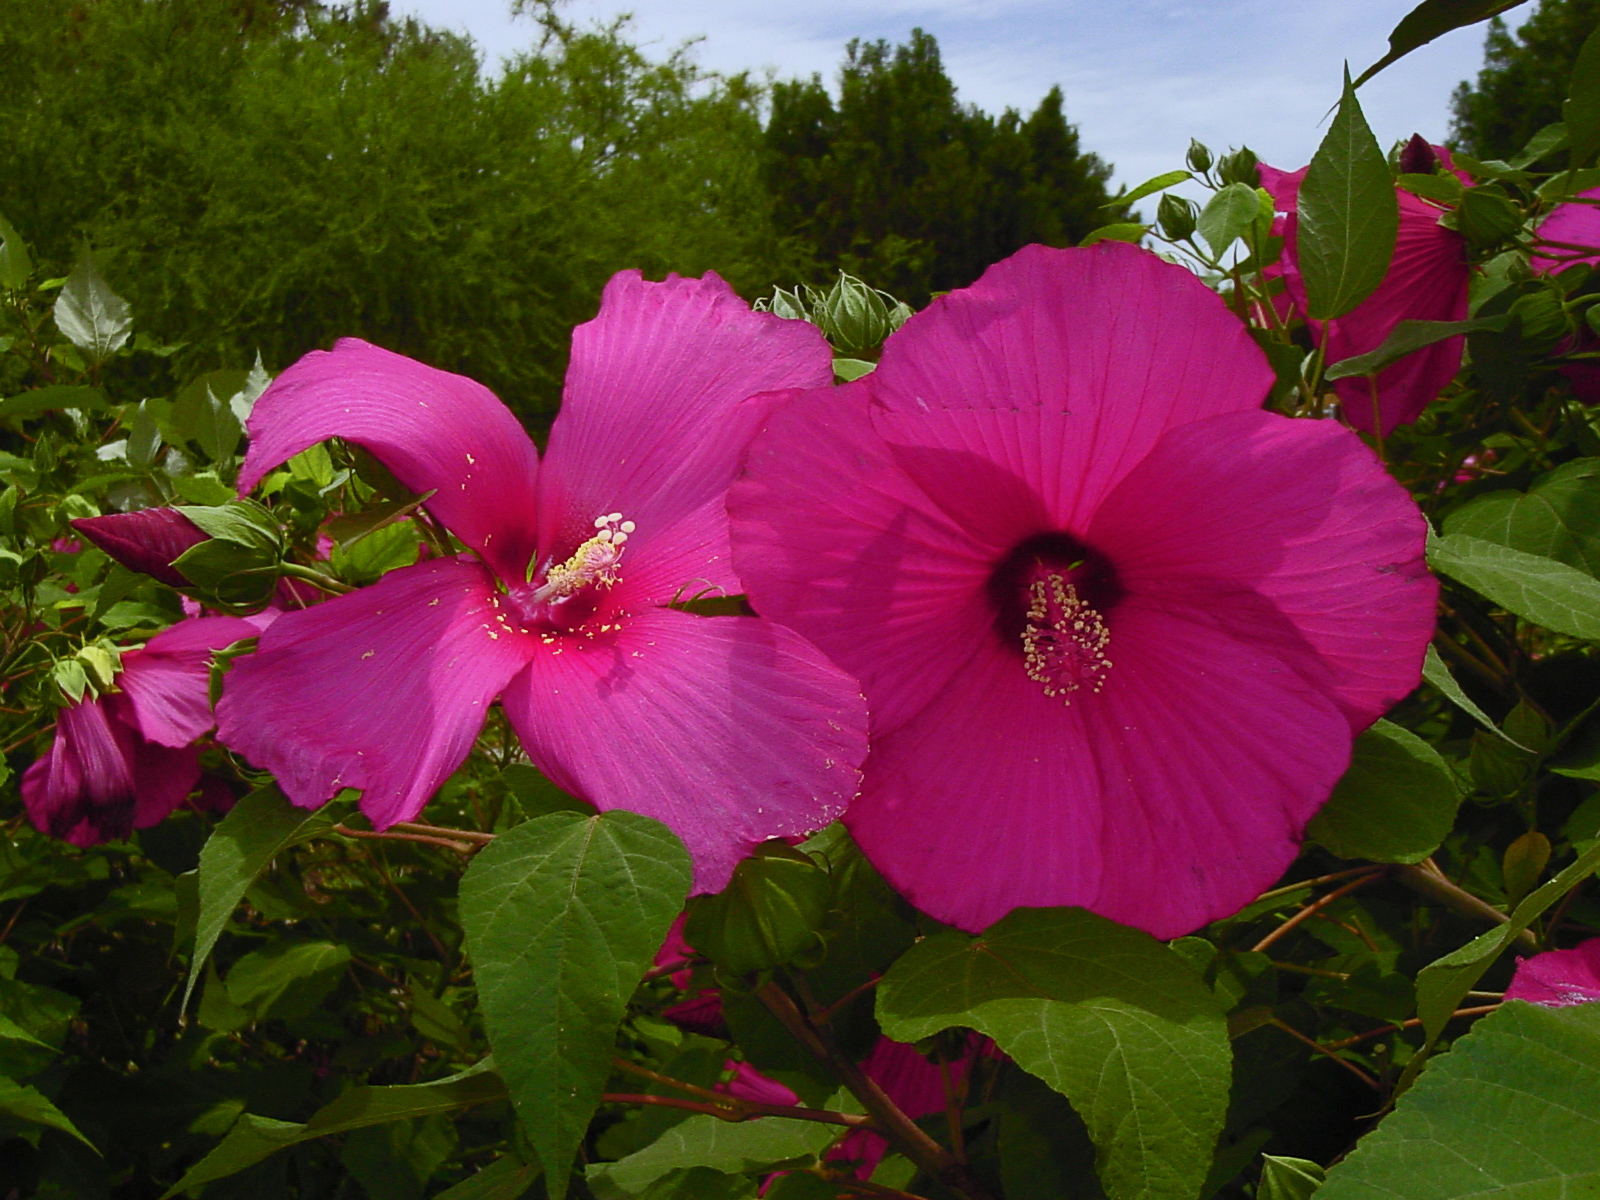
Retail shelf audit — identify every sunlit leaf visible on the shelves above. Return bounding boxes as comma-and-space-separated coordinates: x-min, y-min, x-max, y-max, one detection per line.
459, 811, 692, 1197
876, 907, 1229, 1200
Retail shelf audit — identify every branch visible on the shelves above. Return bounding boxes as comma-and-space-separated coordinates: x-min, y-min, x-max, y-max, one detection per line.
601, 1092, 872, 1130
1251, 870, 1387, 953
757, 982, 1000, 1200
1393, 860, 1538, 951
1321, 1004, 1501, 1052
334, 824, 474, 854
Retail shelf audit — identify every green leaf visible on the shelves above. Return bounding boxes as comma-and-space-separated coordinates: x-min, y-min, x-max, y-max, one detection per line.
1111, 170, 1193, 207
1354, 0, 1529, 86
329, 519, 420, 585
1197, 183, 1260, 256
1320, 1002, 1600, 1199
1258, 1156, 1325, 1200
161, 1062, 507, 1197
685, 843, 831, 976
1427, 533, 1600, 640
1080, 223, 1148, 246
1308, 719, 1462, 864
1444, 458, 1600, 579
224, 940, 351, 1022
1323, 316, 1507, 381
1537, 166, 1600, 199
1297, 72, 1398, 320
1422, 645, 1529, 749
1510, 121, 1569, 169
434, 1154, 543, 1199
1397, 172, 1465, 205
831, 358, 875, 382
875, 907, 1230, 1200
586, 1114, 837, 1198
185, 786, 338, 1009
52, 254, 131, 364
0, 1075, 96, 1150
0, 215, 31, 291
458, 811, 692, 1197
1566, 24, 1600, 169
1414, 839, 1600, 1042
0, 385, 109, 421
171, 369, 249, 461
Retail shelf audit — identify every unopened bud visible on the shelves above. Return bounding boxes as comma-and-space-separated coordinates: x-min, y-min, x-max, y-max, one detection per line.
1157, 193, 1198, 242
1398, 133, 1439, 176
1218, 147, 1260, 187
73, 508, 209, 588
813, 274, 896, 356
1186, 139, 1214, 173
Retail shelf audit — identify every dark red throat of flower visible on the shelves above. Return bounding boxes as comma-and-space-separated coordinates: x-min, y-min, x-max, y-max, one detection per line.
988, 533, 1119, 704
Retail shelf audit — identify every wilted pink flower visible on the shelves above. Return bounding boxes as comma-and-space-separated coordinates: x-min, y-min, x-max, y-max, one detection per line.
1506, 939, 1600, 1007
214, 272, 868, 892
22, 617, 256, 845
730, 243, 1437, 937
1261, 146, 1471, 436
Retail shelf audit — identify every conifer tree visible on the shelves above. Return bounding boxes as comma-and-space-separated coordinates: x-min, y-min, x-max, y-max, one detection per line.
763, 29, 1121, 302
1450, 0, 1600, 158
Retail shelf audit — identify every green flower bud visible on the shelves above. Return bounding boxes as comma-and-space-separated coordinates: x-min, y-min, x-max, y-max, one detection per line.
1157, 193, 1199, 242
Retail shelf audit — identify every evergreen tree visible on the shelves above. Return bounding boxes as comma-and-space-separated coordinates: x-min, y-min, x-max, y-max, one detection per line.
763, 29, 1121, 303
1450, 0, 1600, 158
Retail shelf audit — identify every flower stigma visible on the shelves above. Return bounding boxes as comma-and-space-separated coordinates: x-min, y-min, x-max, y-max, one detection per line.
528, 513, 635, 605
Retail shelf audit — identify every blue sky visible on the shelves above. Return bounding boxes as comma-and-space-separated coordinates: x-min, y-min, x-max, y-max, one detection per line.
395, 0, 1504, 190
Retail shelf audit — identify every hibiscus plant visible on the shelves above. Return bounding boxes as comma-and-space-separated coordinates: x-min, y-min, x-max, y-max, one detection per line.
2, 6, 1600, 1199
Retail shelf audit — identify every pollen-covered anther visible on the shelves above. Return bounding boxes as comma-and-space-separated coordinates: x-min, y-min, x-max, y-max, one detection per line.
1021, 573, 1112, 703
528, 513, 635, 604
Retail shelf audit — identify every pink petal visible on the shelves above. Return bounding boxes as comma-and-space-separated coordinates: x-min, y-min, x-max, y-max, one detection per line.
118, 616, 260, 747
501, 606, 867, 893
215, 558, 538, 827
71, 509, 207, 588
537, 271, 832, 601
1533, 188, 1600, 274
1506, 940, 1600, 1007
126, 723, 206, 830
238, 339, 540, 584
729, 385, 998, 734
846, 596, 1352, 938
1087, 410, 1436, 732
867, 243, 1274, 532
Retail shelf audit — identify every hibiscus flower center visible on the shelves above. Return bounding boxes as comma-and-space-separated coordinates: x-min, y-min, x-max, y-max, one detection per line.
988, 533, 1118, 703
508, 513, 634, 631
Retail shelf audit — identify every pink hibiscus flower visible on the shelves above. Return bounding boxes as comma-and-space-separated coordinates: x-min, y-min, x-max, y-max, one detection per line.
1260, 143, 1471, 436
729, 242, 1437, 938
1506, 939, 1600, 1008
23, 616, 257, 846
213, 271, 868, 892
